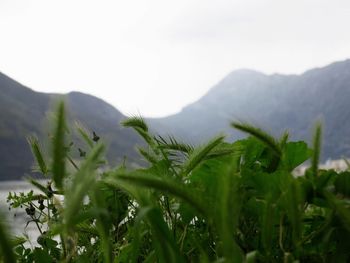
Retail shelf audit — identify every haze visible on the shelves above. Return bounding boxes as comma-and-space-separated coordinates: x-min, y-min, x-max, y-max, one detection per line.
1, 0, 350, 117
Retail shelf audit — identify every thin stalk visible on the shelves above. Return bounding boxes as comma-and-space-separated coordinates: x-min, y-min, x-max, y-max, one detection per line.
28, 202, 48, 218
179, 224, 188, 252
157, 140, 179, 177
60, 234, 67, 260
164, 196, 174, 226
173, 212, 178, 240
67, 155, 79, 171
30, 215, 43, 235
311, 123, 322, 178
47, 198, 51, 221
299, 212, 333, 245
279, 215, 285, 253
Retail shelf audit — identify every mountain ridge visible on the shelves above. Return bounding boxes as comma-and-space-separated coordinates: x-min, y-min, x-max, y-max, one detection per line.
147, 58, 350, 161
2, 58, 350, 180
0, 73, 142, 180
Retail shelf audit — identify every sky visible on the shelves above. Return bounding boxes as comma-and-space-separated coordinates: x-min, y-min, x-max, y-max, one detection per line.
1, 0, 350, 117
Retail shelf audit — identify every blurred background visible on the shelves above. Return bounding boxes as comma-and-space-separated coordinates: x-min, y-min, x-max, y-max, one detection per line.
1, 0, 350, 182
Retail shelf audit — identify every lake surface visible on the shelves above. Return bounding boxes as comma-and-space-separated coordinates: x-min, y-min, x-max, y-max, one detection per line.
0, 180, 46, 246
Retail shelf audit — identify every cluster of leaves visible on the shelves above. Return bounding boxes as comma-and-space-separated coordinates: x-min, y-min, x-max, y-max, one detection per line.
2, 102, 350, 262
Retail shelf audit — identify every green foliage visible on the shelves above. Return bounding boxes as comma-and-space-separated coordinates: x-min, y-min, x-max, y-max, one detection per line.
4, 102, 350, 262
282, 141, 311, 171
122, 116, 153, 146
75, 122, 94, 148
181, 135, 225, 176
0, 211, 17, 263
52, 101, 67, 190
311, 122, 322, 178
232, 122, 282, 156
27, 136, 49, 176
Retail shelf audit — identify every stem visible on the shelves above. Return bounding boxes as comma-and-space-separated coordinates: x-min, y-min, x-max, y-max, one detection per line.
67, 155, 79, 171
164, 196, 173, 224
47, 198, 51, 221
299, 212, 333, 246
279, 215, 285, 253
173, 212, 177, 240
30, 202, 48, 217
31, 215, 43, 235
179, 224, 188, 252
60, 234, 67, 260
156, 140, 179, 177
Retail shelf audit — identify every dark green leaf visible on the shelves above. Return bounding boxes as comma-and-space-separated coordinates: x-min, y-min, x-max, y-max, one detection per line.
283, 141, 311, 171
52, 101, 67, 189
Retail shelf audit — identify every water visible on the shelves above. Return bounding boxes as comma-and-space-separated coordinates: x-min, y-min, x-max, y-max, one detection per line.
0, 180, 46, 246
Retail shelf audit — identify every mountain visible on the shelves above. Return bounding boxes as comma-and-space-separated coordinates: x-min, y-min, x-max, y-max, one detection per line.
148, 59, 350, 160
0, 72, 142, 181
2, 59, 350, 180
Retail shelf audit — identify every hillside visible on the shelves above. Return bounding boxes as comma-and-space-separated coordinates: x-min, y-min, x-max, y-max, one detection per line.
149, 59, 350, 160
2, 59, 350, 180
0, 73, 141, 180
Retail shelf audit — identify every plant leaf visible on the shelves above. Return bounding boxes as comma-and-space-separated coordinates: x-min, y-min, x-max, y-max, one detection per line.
182, 135, 225, 176
0, 212, 16, 263
311, 122, 322, 178
283, 141, 311, 171
28, 136, 48, 176
64, 143, 105, 231
232, 122, 281, 157
52, 101, 67, 189
76, 122, 94, 148
105, 173, 207, 217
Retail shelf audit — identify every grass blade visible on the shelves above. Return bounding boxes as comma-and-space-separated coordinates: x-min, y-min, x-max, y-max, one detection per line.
182, 135, 225, 176
28, 178, 51, 197
311, 122, 322, 178
279, 130, 289, 149
90, 186, 113, 263
0, 212, 16, 263
138, 147, 158, 164
215, 155, 243, 262
105, 174, 208, 217
141, 206, 185, 263
64, 143, 105, 231
285, 180, 302, 249
76, 122, 94, 148
105, 175, 185, 263
324, 191, 350, 232
155, 135, 194, 154
261, 197, 276, 258
122, 116, 148, 132
122, 116, 159, 153
52, 101, 67, 189
232, 122, 282, 156
28, 136, 48, 176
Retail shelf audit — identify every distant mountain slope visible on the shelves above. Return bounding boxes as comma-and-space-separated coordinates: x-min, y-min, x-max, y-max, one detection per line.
3, 59, 350, 180
149, 59, 350, 160
0, 73, 141, 180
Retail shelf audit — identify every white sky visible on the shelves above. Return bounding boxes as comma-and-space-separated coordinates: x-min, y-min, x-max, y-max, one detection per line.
1, 0, 350, 117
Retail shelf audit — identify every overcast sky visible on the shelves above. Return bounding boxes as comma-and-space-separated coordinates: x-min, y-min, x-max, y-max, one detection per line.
1, 0, 350, 117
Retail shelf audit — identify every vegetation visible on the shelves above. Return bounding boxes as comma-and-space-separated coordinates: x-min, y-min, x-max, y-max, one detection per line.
2, 101, 350, 262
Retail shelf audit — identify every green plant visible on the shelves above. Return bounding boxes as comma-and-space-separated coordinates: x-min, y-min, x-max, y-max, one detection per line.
0, 211, 17, 263
4, 102, 350, 262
